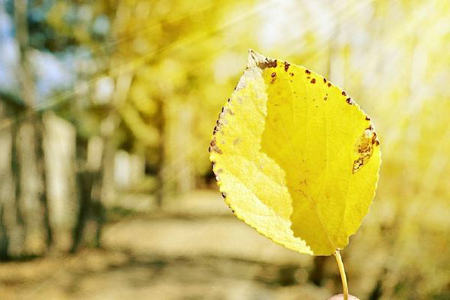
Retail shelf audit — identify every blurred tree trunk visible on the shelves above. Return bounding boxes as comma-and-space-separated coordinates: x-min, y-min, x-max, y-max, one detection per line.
0, 103, 11, 260
14, 0, 51, 256
72, 73, 131, 250
16, 118, 49, 255
155, 98, 165, 207
71, 135, 104, 252
165, 102, 195, 198
43, 112, 78, 252
175, 103, 195, 194
0, 102, 22, 258
99, 114, 118, 209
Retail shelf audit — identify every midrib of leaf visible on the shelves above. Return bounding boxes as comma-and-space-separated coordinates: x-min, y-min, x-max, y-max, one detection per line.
276, 65, 337, 253
302, 73, 336, 252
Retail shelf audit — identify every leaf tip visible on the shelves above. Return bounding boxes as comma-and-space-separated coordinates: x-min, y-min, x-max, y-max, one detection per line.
247, 49, 277, 69
248, 49, 265, 68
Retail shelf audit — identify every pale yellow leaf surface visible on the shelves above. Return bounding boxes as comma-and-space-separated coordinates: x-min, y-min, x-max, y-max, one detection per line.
209, 50, 381, 256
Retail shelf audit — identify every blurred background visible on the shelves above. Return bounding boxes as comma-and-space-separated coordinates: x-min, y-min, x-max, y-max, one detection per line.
0, 0, 449, 299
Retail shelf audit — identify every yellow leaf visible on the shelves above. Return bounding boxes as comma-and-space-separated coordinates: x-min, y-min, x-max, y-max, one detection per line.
209, 50, 381, 256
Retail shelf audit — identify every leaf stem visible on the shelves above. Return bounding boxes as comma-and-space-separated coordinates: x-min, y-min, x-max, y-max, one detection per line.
334, 250, 349, 300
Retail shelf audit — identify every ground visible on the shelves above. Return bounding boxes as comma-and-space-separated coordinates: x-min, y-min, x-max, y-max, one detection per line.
0, 191, 339, 300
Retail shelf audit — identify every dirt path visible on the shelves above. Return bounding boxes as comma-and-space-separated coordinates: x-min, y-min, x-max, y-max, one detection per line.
0, 191, 336, 299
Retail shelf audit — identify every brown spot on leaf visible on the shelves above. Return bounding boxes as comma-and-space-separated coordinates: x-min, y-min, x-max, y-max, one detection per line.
221, 192, 227, 198
353, 158, 364, 173
327, 82, 331, 87
346, 98, 353, 105
209, 138, 223, 154
214, 118, 223, 135
271, 72, 276, 78
342, 91, 346, 96
289, 72, 294, 76
323, 78, 327, 83
352, 128, 377, 173
310, 78, 316, 84
370, 132, 379, 145
365, 116, 371, 121
257, 58, 277, 69
284, 62, 290, 71
305, 69, 311, 74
